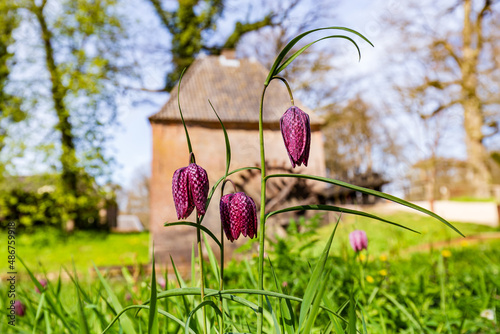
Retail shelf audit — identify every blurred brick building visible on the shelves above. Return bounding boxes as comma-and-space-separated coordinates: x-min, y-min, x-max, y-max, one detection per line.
148, 51, 325, 266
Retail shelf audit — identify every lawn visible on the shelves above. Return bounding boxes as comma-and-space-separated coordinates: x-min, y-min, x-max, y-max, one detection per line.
1, 228, 150, 274
2, 212, 499, 333
286, 211, 499, 258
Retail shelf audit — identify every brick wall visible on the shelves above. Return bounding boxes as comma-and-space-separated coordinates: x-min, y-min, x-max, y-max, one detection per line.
150, 122, 326, 267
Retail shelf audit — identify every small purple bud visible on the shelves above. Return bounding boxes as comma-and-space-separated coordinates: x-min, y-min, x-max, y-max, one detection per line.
35, 279, 47, 294
220, 192, 258, 242
14, 300, 26, 316
187, 163, 209, 216
280, 106, 311, 168
172, 167, 194, 219
349, 230, 368, 252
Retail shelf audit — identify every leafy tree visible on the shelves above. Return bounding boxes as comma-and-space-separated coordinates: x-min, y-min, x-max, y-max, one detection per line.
6, 0, 132, 228
0, 2, 25, 172
386, 0, 500, 197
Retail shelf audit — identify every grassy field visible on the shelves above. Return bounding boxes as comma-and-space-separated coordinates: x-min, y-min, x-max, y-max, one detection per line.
1, 228, 150, 274
1, 211, 499, 333
285, 211, 499, 258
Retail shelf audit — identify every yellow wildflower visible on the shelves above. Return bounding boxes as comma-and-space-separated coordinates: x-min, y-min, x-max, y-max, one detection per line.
460, 240, 469, 247
379, 254, 387, 262
359, 253, 366, 261
441, 249, 452, 258
379, 269, 388, 276
366, 275, 374, 283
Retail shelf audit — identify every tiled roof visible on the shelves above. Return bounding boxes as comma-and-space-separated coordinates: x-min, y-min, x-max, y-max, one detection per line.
149, 55, 322, 125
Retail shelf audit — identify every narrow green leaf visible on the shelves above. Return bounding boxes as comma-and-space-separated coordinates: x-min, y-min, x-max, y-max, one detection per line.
185, 301, 222, 334
148, 247, 159, 334
297, 219, 340, 333
93, 263, 137, 334
32, 292, 45, 334
164, 221, 221, 249
380, 291, 423, 330
269, 259, 295, 334
303, 270, 332, 333
202, 232, 220, 283
177, 68, 193, 155
266, 204, 419, 233
265, 26, 373, 85
265, 173, 463, 236
265, 295, 282, 334
73, 260, 90, 334
348, 292, 356, 334
209, 99, 231, 178
102, 305, 195, 334
18, 257, 73, 332
275, 35, 361, 75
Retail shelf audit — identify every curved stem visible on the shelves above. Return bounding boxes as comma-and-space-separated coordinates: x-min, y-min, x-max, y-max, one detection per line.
196, 215, 207, 334
272, 76, 294, 105
257, 84, 269, 334
219, 186, 225, 333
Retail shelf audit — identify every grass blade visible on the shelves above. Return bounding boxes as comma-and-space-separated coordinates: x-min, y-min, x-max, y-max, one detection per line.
297, 219, 340, 333
265, 26, 373, 85
148, 248, 159, 334
266, 204, 419, 233
177, 68, 193, 155
93, 263, 137, 334
275, 35, 361, 75
202, 232, 220, 283
265, 173, 463, 236
164, 221, 221, 249
209, 99, 231, 178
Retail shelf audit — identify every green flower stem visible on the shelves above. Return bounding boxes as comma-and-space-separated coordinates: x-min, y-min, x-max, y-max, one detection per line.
220, 202, 225, 333
196, 215, 207, 334
257, 84, 269, 334
272, 76, 294, 105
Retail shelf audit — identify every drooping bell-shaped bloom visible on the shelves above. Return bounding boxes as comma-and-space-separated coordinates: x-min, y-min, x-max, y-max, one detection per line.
172, 163, 209, 219
220, 192, 258, 242
349, 230, 368, 252
14, 300, 26, 316
187, 163, 209, 215
280, 106, 311, 168
35, 279, 47, 294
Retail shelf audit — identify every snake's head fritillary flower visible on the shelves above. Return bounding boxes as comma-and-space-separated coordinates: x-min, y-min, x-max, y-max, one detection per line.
35, 279, 47, 294
220, 192, 258, 242
172, 167, 194, 219
349, 230, 368, 252
14, 300, 25, 316
172, 162, 209, 219
280, 106, 311, 168
187, 163, 209, 216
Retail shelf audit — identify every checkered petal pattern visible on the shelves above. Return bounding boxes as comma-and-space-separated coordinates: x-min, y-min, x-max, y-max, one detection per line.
280, 106, 311, 168
187, 163, 209, 216
220, 193, 235, 241
220, 192, 258, 242
349, 230, 368, 252
172, 167, 194, 219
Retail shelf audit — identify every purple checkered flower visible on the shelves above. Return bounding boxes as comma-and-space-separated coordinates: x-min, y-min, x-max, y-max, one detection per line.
172, 163, 209, 219
349, 230, 368, 252
280, 106, 311, 168
35, 279, 47, 294
14, 300, 26, 316
220, 192, 258, 242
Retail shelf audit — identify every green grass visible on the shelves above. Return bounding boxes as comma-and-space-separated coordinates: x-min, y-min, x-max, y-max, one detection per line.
287, 211, 498, 258
449, 196, 497, 202
1, 228, 149, 274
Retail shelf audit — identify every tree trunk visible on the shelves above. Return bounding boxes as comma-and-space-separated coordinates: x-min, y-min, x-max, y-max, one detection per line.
460, 0, 491, 197
33, 2, 80, 207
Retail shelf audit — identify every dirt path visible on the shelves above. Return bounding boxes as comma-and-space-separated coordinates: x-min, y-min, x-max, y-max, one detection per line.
404, 232, 500, 253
